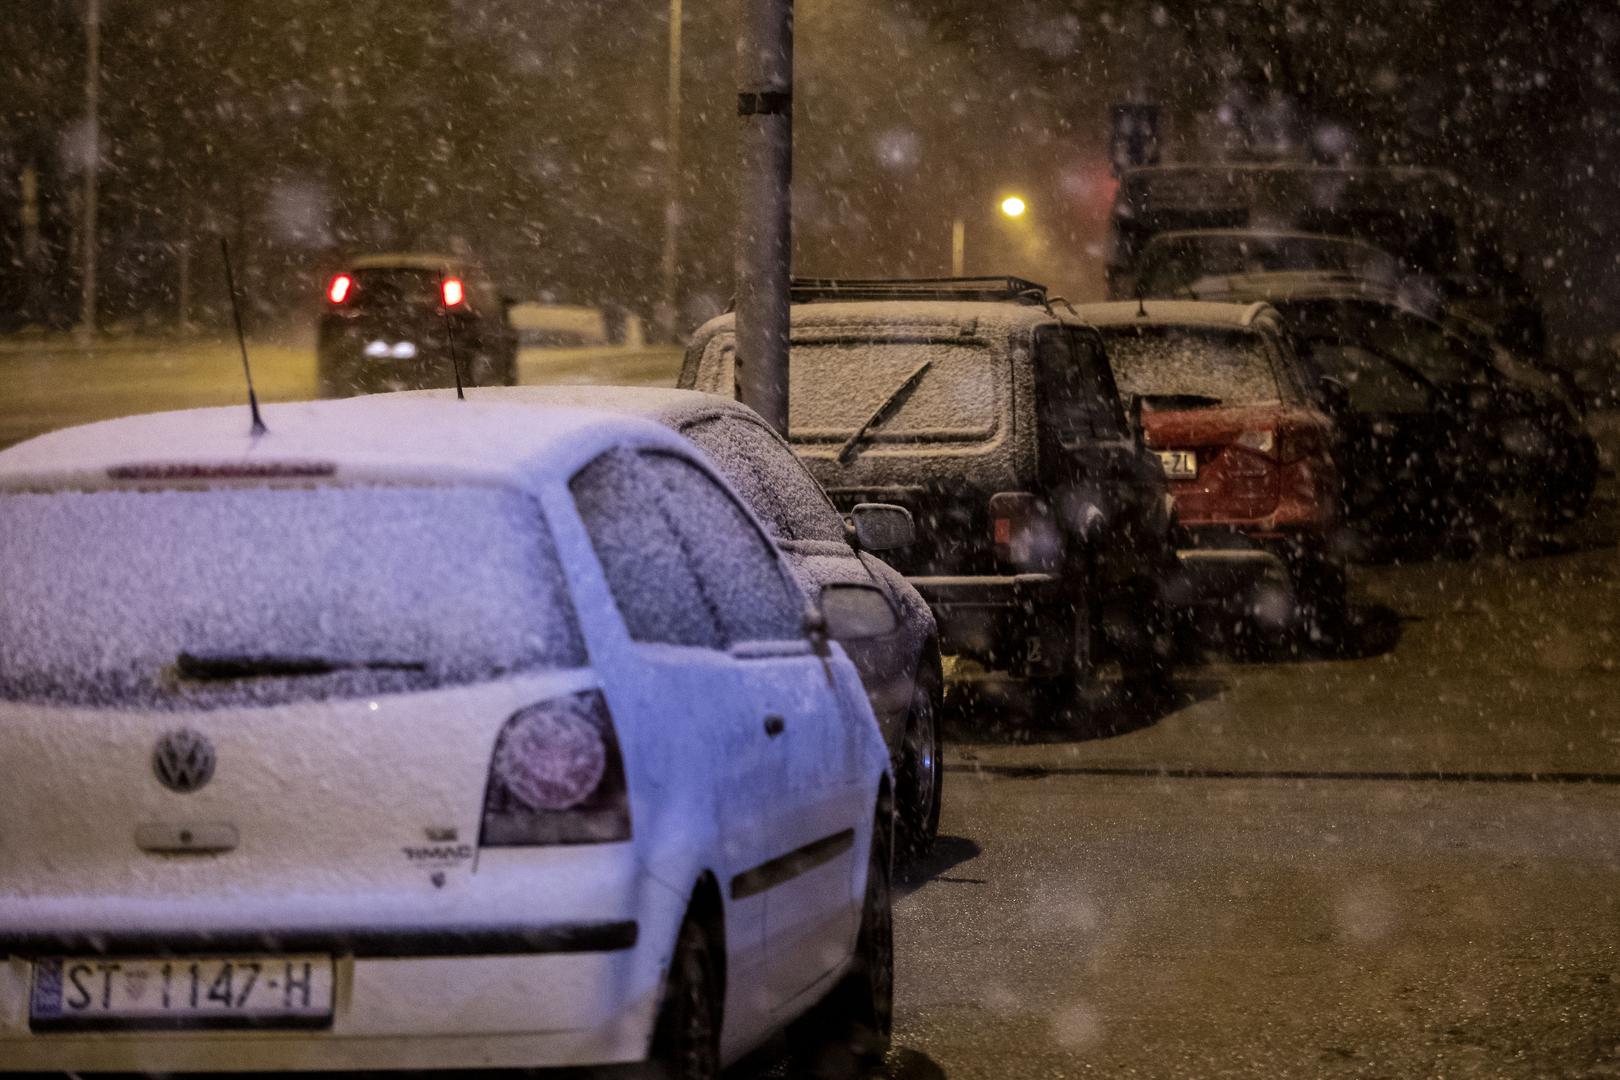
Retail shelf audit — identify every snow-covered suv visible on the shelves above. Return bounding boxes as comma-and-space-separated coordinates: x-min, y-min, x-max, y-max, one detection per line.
680, 277, 1183, 709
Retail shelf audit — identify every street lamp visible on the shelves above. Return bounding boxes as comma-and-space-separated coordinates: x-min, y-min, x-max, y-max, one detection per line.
950, 195, 1030, 276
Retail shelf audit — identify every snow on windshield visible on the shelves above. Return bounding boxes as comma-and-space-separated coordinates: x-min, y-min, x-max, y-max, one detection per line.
787, 337, 1000, 442
1101, 326, 1281, 407
0, 484, 584, 708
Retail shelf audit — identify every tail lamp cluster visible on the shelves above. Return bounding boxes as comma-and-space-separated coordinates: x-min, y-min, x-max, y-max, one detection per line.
324, 274, 466, 309
1213, 424, 1331, 510
990, 491, 1064, 570
481, 689, 631, 847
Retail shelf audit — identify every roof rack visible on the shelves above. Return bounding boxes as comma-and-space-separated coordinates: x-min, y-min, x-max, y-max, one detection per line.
787, 276, 1050, 306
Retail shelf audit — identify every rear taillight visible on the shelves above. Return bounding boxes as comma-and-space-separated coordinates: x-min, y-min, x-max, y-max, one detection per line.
326, 273, 352, 304
481, 690, 630, 847
990, 491, 1062, 570
441, 277, 465, 308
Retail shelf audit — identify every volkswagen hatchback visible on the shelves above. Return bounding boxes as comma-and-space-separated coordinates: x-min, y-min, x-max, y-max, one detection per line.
0, 397, 894, 1076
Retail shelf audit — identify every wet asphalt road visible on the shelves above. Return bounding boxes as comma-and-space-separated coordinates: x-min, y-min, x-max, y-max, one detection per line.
882, 489, 1620, 1077
4, 338, 1618, 1077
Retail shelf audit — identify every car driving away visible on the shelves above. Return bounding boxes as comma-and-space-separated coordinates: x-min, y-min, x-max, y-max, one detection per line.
0, 397, 896, 1077
681, 277, 1182, 718
1080, 300, 1347, 643
426, 384, 946, 860
316, 253, 519, 397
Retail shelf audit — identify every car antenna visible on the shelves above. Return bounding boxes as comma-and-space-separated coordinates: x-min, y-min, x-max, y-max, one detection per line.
438, 270, 466, 400
219, 238, 267, 436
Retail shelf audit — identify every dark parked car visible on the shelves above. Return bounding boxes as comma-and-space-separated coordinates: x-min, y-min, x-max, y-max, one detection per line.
1188, 274, 1598, 541
1106, 163, 1546, 356
1078, 300, 1347, 640
680, 277, 1182, 710
400, 384, 945, 856
317, 253, 518, 397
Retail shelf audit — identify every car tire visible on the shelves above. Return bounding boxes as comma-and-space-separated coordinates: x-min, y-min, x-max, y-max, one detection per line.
787, 806, 894, 1078
1117, 580, 1175, 700
1035, 591, 1105, 718
643, 911, 722, 1080
897, 674, 943, 861
1295, 561, 1350, 650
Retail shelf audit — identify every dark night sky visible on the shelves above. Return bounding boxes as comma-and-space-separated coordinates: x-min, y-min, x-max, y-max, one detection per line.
2, 0, 1616, 338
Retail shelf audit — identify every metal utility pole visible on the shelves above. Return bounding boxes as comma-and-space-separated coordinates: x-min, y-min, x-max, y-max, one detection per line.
734, 0, 793, 435
658, 0, 683, 343
77, 0, 101, 343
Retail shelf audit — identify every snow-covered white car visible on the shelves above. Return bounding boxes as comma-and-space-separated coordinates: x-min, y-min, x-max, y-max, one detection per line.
0, 398, 896, 1076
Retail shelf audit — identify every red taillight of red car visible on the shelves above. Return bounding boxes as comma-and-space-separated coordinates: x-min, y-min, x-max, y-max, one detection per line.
326, 273, 352, 305
440, 277, 465, 308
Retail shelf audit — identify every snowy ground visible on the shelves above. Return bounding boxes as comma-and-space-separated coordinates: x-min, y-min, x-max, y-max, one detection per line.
0, 333, 683, 451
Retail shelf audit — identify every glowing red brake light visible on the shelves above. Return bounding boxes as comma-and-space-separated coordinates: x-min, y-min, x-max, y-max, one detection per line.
326, 273, 352, 305
441, 277, 465, 308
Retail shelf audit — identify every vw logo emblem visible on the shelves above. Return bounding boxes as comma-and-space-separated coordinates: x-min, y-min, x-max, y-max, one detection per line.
152, 729, 216, 794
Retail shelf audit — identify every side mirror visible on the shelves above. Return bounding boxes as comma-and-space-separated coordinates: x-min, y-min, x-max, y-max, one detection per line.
816, 583, 900, 642
847, 503, 915, 552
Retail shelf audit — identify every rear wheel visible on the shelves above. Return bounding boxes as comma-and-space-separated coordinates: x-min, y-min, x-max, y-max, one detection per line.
644, 912, 722, 1080
1031, 591, 1105, 720
1115, 580, 1175, 700
788, 807, 893, 1078
1294, 559, 1349, 649
897, 675, 943, 861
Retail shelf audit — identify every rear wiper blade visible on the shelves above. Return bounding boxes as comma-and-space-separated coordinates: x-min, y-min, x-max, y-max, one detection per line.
1142, 393, 1224, 411
837, 358, 933, 464
175, 653, 427, 680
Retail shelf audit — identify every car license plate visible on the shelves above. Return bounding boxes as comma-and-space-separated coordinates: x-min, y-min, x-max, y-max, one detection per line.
29, 955, 334, 1030
1157, 450, 1198, 479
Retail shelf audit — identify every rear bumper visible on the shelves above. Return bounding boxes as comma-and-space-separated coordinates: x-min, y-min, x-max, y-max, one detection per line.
0, 849, 683, 1072
1167, 548, 1290, 607
1166, 527, 1343, 615
0, 950, 657, 1071
909, 573, 1062, 660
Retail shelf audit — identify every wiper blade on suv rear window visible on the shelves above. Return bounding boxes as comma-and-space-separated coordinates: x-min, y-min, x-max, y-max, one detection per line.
1142, 393, 1224, 411
175, 653, 427, 680
837, 358, 934, 464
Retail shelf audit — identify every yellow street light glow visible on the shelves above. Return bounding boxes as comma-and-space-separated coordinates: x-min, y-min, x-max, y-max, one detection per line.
1000, 196, 1027, 218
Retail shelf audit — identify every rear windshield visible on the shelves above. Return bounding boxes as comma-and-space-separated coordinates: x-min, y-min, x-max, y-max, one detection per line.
346, 268, 444, 308
0, 483, 584, 709
699, 332, 1003, 444
1101, 326, 1282, 407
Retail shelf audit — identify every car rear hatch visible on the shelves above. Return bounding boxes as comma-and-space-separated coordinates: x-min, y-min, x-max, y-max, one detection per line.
0, 471, 597, 925
1144, 403, 1329, 523
686, 318, 1021, 576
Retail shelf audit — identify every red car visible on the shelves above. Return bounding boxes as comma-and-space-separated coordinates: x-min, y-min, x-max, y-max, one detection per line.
1078, 301, 1347, 640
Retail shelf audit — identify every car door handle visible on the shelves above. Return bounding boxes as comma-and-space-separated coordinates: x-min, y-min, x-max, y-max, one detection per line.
763, 715, 786, 738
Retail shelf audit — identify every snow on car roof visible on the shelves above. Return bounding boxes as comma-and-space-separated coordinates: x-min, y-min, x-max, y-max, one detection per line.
1075, 300, 1272, 331
693, 298, 1061, 341
0, 395, 685, 491
1181, 270, 1418, 309
1143, 229, 1399, 254
426, 385, 758, 428
347, 252, 467, 271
